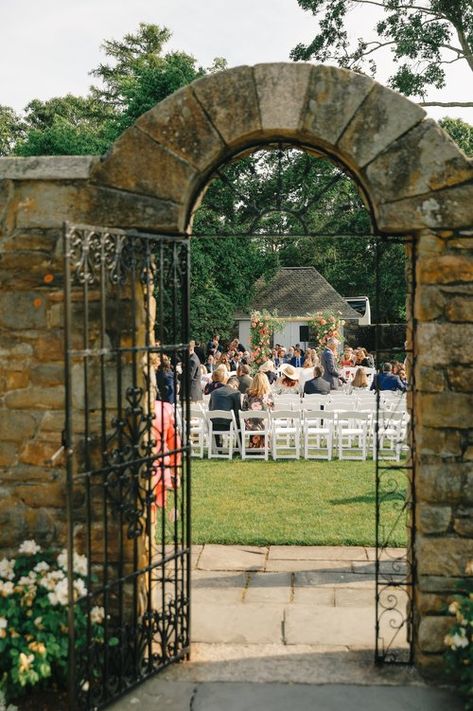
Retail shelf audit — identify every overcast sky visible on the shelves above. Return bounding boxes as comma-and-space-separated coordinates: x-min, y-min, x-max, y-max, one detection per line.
1, 0, 471, 123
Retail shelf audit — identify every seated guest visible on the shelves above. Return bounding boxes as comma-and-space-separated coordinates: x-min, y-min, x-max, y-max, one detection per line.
371, 362, 406, 392
303, 365, 330, 395
355, 347, 375, 368
351, 367, 369, 390
286, 346, 295, 362
230, 350, 242, 372
341, 347, 356, 367
299, 355, 315, 386
218, 354, 231, 371
204, 365, 227, 395
259, 360, 278, 385
273, 363, 300, 394
242, 372, 274, 448
290, 348, 303, 368
237, 364, 253, 394
194, 341, 206, 364
295, 343, 305, 360
209, 372, 242, 447
274, 348, 286, 368
206, 353, 216, 373
207, 334, 223, 354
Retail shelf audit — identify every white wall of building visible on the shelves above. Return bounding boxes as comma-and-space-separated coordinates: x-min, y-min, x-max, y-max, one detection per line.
238, 319, 309, 352
238, 320, 251, 350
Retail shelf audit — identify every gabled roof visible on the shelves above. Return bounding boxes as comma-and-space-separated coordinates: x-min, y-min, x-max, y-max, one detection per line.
238, 267, 360, 320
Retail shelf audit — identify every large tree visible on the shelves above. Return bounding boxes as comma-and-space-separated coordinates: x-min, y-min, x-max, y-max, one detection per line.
291, 0, 473, 107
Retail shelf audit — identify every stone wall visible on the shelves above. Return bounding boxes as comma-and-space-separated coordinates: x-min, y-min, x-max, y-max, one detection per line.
1, 63, 473, 672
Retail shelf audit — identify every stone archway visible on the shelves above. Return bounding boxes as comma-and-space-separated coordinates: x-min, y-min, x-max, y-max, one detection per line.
1, 63, 473, 676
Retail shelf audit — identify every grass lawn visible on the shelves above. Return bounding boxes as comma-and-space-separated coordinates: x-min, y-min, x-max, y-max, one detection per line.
191, 459, 408, 547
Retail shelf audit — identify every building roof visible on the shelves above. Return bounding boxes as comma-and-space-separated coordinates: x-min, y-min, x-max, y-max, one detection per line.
237, 267, 360, 320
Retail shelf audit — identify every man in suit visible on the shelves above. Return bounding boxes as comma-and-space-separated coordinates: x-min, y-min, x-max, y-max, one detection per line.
188, 340, 203, 402
209, 375, 241, 448
237, 364, 253, 394
303, 365, 331, 395
371, 362, 406, 392
321, 337, 343, 390
290, 348, 303, 368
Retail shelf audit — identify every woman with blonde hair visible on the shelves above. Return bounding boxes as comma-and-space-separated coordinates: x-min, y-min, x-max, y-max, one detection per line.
204, 364, 228, 395
299, 354, 316, 387
351, 367, 369, 390
242, 372, 274, 448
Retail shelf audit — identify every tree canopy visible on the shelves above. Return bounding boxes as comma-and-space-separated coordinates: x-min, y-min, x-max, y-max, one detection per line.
291, 0, 473, 107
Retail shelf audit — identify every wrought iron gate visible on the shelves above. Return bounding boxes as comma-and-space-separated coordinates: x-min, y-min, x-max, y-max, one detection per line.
64, 223, 191, 709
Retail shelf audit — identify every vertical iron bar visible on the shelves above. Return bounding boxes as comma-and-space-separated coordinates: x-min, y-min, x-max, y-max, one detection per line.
408, 234, 417, 664
64, 223, 77, 711
183, 239, 192, 658
374, 234, 381, 663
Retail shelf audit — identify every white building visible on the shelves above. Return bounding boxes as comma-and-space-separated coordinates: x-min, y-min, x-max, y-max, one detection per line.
236, 267, 360, 350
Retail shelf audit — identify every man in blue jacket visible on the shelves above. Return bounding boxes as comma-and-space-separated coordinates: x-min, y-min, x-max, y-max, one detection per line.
371, 362, 406, 392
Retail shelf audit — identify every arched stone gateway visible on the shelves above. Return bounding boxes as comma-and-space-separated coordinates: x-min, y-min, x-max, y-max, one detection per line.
1, 63, 473, 692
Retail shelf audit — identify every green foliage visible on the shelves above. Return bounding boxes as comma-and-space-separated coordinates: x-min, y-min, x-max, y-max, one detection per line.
0, 541, 109, 703
250, 310, 283, 366
0, 106, 24, 157
291, 1, 473, 100
440, 117, 473, 157
444, 568, 473, 709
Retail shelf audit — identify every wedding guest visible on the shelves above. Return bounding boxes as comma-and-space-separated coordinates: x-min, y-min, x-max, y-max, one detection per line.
259, 360, 278, 385
290, 348, 304, 368
204, 365, 228, 395
194, 341, 206, 364
206, 353, 216, 373
157, 354, 175, 404
371, 362, 406, 392
209, 372, 242, 448
351, 367, 369, 390
295, 343, 305, 360
242, 372, 274, 448
303, 365, 330, 395
299, 355, 316, 387
237, 364, 253, 394
341, 347, 356, 367
189, 341, 203, 402
321, 337, 344, 391
273, 363, 300, 394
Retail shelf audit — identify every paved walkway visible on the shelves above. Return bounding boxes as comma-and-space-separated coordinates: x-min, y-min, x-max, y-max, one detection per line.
110, 545, 461, 710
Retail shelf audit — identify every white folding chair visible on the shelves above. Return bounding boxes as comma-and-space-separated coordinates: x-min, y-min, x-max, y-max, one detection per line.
302, 410, 335, 460
301, 394, 328, 411
374, 411, 405, 462
189, 405, 208, 459
271, 410, 301, 460
338, 411, 369, 461
206, 410, 239, 460
239, 411, 271, 460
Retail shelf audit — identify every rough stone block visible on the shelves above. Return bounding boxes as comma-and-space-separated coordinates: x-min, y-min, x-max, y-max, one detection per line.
14, 482, 65, 508
34, 332, 64, 361
0, 155, 95, 180
418, 616, 452, 653
30, 363, 64, 387
91, 126, 198, 204
301, 65, 373, 148
417, 535, 473, 576
192, 66, 261, 148
254, 62, 312, 133
137, 86, 225, 171
365, 120, 473, 202
414, 287, 446, 322
338, 83, 425, 168
0, 292, 47, 329
416, 591, 451, 616
3, 369, 30, 390
19, 439, 60, 466
0, 441, 18, 466
417, 427, 462, 458
5, 385, 65, 410
418, 255, 473, 285
417, 504, 451, 534
418, 393, 473, 428
377, 184, 473, 232
416, 462, 464, 504
417, 323, 473, 366
0, 411, 38, 441
445, 296, 473, 322
453, 507, 473, 537
415, 365, 446, 392
13, 182, 92, 229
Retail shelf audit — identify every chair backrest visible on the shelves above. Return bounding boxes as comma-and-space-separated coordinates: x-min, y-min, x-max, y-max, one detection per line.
240, 410, 270, 422
338, 411, 370, 422
303, 410, 335, 422
206, 410, 236, 424
271, 409, 301, 421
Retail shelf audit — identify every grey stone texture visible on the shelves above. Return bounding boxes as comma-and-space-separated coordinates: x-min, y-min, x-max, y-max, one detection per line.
1, 63, 473, 677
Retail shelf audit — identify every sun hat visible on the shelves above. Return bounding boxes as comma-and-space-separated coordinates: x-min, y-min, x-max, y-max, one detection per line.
280, 363, 299, 380
259, 360, 276, 373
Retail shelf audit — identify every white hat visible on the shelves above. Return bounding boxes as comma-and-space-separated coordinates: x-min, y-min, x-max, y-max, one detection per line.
280, 363, 299, 380
259, 360, 276, 373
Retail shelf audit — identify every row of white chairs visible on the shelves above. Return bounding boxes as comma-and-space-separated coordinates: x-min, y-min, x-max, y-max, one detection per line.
188, 406, 408, 462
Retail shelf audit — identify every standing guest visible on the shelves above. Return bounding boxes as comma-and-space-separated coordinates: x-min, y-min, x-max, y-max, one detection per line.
290, 348, 303, 368
371, 362, 406, 392
194, 341, 206, 365
189, 341, 203, 402
303, 365, 330, 395
157, 354, 175, 404
259, 360, 278, 385
206, 353, 216, 373
209, 372, 242, 448
204, 365, 228, 395
273, 363, 300, 394
207, 334, 223, 355
351, 367, 369, 390
242, 372, 274, 448
237, 364, 253, 394
321, 337, 344, 391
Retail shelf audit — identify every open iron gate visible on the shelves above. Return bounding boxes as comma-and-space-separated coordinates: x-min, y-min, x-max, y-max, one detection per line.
64, 223, 191, 709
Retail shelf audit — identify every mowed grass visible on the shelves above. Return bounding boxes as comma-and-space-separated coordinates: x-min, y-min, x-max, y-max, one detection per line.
192, 459, 408, 547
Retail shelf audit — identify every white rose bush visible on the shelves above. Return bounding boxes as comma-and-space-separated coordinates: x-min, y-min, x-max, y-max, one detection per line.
444, 560, 473, 709
0, 540, 107, 703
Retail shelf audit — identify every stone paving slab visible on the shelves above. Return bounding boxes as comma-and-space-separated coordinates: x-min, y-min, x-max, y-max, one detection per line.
295, 571, 374, 588
266, 557, 354, 573
192, 570, 247, 589
268, 545, 368, 561
193, 602, 284, 644
285, 606, 374, 647
110, 680, 462, 711
244, 572, 292, 603
292, 586, 335, 606
365, 547, 407, 561
335, 587, 376, 607
197, 544, 267, 571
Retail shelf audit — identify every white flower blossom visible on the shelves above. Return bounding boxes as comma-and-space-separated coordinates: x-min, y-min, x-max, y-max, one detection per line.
33, 561, 50, 574
448, 601, 460, 615
74, 578, 87, 600
0, 558, 15, 581
39, 569, 66, 592
18, 573, 37, 587
18, 540, 41, 556
445, 631, 469, 650
0, 581, 14, 597
48, 577, 69, 606
90, 606, 105, 624
0, 617, 7, 630
57, 549, 88, 577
